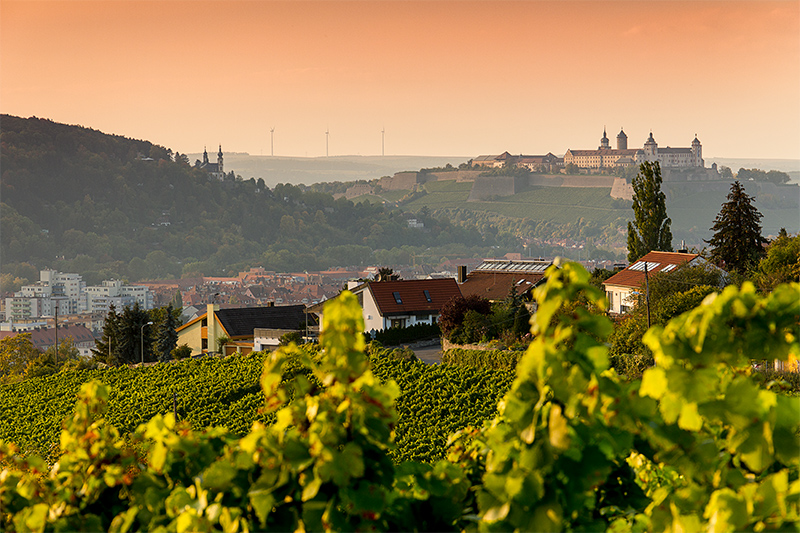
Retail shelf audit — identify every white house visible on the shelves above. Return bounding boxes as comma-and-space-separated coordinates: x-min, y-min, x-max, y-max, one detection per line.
313, 278, 462, 333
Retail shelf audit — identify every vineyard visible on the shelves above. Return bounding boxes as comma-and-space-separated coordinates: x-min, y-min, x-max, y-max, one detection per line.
1, 267, 799, 532
0, 344, 512, 464
369, 346, 514, 462
440, 347, 523, 371
0, 353, 273, 460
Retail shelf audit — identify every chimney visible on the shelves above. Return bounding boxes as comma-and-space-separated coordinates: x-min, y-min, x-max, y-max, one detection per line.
206, 303, 219, 353
458, 265, 467, 284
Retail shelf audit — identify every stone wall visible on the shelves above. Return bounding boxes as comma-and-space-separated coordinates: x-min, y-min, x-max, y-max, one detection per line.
428, 170, 484, 182
379, 171, 420, 190
610, 177, 634, 200
467, 175, 516, 201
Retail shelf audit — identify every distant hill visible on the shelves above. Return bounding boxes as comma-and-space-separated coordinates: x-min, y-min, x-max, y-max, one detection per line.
0, 115, 496, 285
186, 152, 469, 188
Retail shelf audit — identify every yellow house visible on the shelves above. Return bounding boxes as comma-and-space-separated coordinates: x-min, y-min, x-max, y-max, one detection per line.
176, 304, 311, 356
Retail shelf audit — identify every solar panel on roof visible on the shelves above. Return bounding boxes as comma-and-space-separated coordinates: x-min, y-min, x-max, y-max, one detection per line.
661, 264, 677, 273
629, 262, 660, 272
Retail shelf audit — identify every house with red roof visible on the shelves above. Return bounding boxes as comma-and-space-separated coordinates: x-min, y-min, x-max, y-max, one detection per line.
459, 259, 552, 302
312, 278, 462, 333
0, 324, 96, 357
602, 251, 717, 314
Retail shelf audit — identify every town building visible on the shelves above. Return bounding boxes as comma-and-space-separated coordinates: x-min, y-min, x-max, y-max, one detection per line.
80, 280, 153, 314
458, 259, 552, 302
176, 303, 312, 356
312, 278, 462, 333
4, 271, 152, 324
602, 251, 721, 314
0, 324, 97, 357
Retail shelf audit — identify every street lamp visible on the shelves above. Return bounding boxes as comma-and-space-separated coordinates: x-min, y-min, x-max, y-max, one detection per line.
141, 321, 153, 364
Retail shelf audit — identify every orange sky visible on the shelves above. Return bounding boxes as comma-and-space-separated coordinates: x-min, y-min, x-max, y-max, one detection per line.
2, 1, 799, 159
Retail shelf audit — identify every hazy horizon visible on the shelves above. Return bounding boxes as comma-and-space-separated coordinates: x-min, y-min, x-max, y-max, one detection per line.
2, 1, 798, 160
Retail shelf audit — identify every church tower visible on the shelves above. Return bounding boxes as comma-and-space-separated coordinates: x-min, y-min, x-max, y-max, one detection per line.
599, 127, 610, 149
616, 128, 628, 150
217, 145, 224, 175
202, 146, 209, 165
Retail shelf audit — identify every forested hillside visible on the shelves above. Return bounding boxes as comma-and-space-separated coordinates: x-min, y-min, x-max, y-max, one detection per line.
1, 116, 498, 284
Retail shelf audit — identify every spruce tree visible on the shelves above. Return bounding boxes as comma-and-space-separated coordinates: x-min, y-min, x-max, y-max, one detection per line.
91, 305, 120, 365
117, 303, 153, 364
155, 304, 179, 362
706, 180, 767, 274
627, 161, 673, 262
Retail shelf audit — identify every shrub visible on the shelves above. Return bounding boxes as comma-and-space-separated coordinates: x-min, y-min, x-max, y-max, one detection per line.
171, 344, 192, 360
372, 323, 439, 346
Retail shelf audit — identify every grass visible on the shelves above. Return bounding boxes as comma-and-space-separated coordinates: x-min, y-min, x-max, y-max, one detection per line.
405, 182, 625, 225
396, 177, 797, 239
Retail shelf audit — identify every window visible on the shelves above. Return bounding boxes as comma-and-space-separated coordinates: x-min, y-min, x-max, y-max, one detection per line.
393, 291, 403, 304
423, 290, 432, 302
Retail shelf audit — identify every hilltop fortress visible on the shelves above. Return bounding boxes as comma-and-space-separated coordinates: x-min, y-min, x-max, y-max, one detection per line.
472, 128, 706, 173
564, 128, 704, 170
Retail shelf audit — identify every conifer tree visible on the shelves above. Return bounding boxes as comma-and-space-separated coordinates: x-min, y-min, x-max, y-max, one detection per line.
627, 161, 673, 262
155, 304, 179, 362
91, 305, 120, 365
116, 304, 153, 364
706, 180, 767, 274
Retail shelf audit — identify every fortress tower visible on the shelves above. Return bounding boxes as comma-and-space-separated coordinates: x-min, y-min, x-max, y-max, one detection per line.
616, 128, 628, 150
643, 132, 658, 160
599, 127, 610, 149
691, 135, 702, 167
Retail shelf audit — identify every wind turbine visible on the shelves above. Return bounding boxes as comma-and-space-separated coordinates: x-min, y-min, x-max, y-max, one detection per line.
325, 127, 329, 157
270, 127, 274, 157
381, 127, 385, 157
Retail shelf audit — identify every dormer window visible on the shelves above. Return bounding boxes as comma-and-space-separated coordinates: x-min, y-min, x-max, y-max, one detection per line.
393, 291, 403, 304
423, 290, 432, 302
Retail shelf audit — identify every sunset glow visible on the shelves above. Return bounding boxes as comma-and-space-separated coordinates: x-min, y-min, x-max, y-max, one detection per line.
2, 0, 798, 159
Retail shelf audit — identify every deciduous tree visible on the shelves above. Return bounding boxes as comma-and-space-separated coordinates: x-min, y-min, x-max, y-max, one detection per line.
752, 229, 800, 290
0, 333, 41, 383
627, 161, 673, 262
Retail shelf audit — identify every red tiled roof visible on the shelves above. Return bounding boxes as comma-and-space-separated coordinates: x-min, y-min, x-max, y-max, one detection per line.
603, 251, 699, 289
0, 325, 95, 350
460, 272, 545, 301
368, 278, 462, 316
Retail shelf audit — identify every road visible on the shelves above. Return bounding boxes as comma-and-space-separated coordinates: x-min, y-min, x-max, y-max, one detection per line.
412, 341, 443, 365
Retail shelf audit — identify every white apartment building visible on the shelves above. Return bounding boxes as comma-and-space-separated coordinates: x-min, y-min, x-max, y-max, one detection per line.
81, 280, 153, 314
4, 270, 152, 322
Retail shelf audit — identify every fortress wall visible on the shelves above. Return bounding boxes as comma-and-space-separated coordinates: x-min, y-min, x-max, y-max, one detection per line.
468, 176, 516, 201
379, 171, 419, 190
610, 178, 634, 200
528, 175, 614, 188
428, 170, 484, 182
